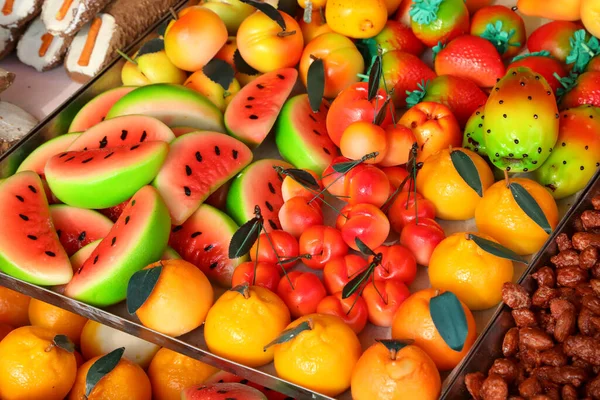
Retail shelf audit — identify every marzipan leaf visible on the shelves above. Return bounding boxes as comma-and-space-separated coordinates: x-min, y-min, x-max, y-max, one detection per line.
509, 182, 553, 234
284, 168, 319, 189
355, 237, 376, 256
85, 347, 125, 397
126, 265, 163, 314
264, 320, 311, 350
239, 0, 286, 31
307, 58, 325, 113
332, 159, 361, 173
374, 96, 392, 126
229, 217, 263, 259
136, 38, 165, 58
233, 49, 260, 76
368, 54, 382, 101
450, 150, 483, 197
468, 234, 528, 264
430, 292, 468, 352
53, 335, 75, 353
342, 263, 373, 299
376, 339, 414, 352
203, 59, 235, 90
156, 19, 170, 37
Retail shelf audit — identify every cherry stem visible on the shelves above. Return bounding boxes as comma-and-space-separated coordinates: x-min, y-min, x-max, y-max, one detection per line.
169, 7, 178, 20
277, 30, 297, 37
357, 73, 370, 80
390, 349, 397, 361
116, 49, 136, 65
309, 54, 318, 61
504, 169, 510, 187
252, 233, 260, 286
261, 226, 294, 289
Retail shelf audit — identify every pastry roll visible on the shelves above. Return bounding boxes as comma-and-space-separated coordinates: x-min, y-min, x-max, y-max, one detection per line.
0, 102, 38, 156
0, 24, 22, 60
0, 0, 43, 28
17, 17, 73, 72
64, 0, 180, 83
0, 67, 15, 93
41, 0, 112, 37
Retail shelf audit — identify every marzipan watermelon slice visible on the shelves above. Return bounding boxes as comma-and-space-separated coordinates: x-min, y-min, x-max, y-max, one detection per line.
50, 205, 113, 256
17, 133, 81, 177
68, 86, 136, 132
0, 171, 72, 285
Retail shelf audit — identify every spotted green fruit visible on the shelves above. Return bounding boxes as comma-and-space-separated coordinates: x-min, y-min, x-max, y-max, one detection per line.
463, 106, 486, 155
483, 67, 559, 172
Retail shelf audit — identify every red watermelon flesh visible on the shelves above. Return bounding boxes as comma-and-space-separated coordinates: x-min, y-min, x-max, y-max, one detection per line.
153, 131, 253, 225
98, 199, 129, 222
224, 68, 298, 148
16, 133, 81, 178
205, 372, 292, 400
67, 115, 175, 151
182, 383, 267, 400
68, 86, 136, 132
50, 205, 113, 256
0, 171, 72, 286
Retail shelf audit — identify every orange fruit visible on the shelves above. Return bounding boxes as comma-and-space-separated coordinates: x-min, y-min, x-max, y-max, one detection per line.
204, 285, 290, 367
0, 322, 14, 341
416, 148, 495, 220
0, 286, 30, 327
351, 342, 441, 400
273, 313, 362, 397
475, 177, 559, 255
299, 10, 334, 43
391, 288, 477, 371
0, 325, 77, 400
326, 0, 388, 39
429, 232, 514, 311
136, 259, 214, 337
28, 298, 88, 345
69, 354, 152, 400
148, 347, 219, 400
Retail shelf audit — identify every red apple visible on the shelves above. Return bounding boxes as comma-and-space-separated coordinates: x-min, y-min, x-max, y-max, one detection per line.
277, 271, 327, 318
399, 218, 446, 266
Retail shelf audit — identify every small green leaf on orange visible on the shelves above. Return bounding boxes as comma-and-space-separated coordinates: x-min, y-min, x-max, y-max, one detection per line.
264, 320, 312, 350
156, 19, 170, 37
376, 338, 414, 352
233, 50, 260, 76
367, 54, 382, 101
307, 57, 325, 113
283, 168, 319, 189
429, 291, 468, 352
53, 334, 75, 353
450, 149, 483, 197
203, 59, 235, 91
127, 265, 163, 315
468, 234, 528, 264
509, 182, 552, 234
239, 0, 286, 31
85, 347, 124, 397
229, 216, 263, 259
136, 38, 165, 58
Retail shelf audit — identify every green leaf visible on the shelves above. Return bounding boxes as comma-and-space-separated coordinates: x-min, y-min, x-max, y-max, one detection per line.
511, 50, 551, 63
264, 320, 311, 350
509, 182, 553, 234
233, 49, 260, 76
409, 0, 442, 25
450, 150, 483, 197
283, 168, 319, 189
85, 347, 125, 397
480, 21, 518, 55
429, 292, 468, 352
468, 234, 529, 264
376, 339, 414, 352
126, 265, 163, 315
239, 0, 286, 31
332, 159, 361, 173
203, 59, 235, 90
367, 54, 382, 101
373, 95, 392, 126
307, 57, 325, 113
53, 335, 75, 353
135, 38, 165, 58
405, 80, 429, 108
342, 262, 374, 299
229, 217, 263, 259
355, 237, 376, 256
431, 41, 446, 61
156, 19, 170, 37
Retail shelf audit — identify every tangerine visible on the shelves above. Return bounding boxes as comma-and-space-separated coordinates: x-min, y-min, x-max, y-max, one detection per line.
28, 298, 88, 345
326, 0, 388, 39
0, 286, 30, 327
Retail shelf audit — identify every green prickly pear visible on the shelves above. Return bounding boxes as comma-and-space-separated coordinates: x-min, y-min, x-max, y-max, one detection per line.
483, 66, 559, 172
534, 105, 600, 199
463, 105, 486, 155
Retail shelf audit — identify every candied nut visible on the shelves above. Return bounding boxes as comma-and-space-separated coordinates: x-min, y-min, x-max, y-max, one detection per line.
521, 348, 543, 372
550, 298, 577, 342
579, 283, 596, 297
557, 287, 581, 308
519, 376, 543, 398
481, 374, 509, 400
503, 327, 519, 358
593, 196, 600, 211
575, 217, 587, 233
490, 358, 519, 383
530, 396, 553, 400
540, 345, 568, 367
564, 336, 600, 366
466, 372, 485, 400
592, 264, 600, 279
538, 311, 555, 336
557, 266, 589, 288
584, 295, 600, 315
582, 247, 600, 269
503, 282, 532, 309
532, 267, 556, 288
580, 307, 596, 336
556, 233, 573, 252
573, 233, 600, 251
591, 280, 600, 296
582, 210, 600, 230
520, 327, 555, 351
533, 366, 588, 387
551, 249, 580, 268
591, 316, 600, 332
513, 309, 538, 328
532, 287, 558, 308
586, 373, 600, 399
561, 384, 578, 400
508, 397, 525, 400
573, 356, 595, 374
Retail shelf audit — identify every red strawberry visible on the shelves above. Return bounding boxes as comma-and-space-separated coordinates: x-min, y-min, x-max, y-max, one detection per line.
588, 56, 600, 72
527, 21, 585, 63
558, 71, 600, 110
508, 51, 567, 94
405, 76, 488, 126
470, 5, 526, 60
433, 35, 506, 88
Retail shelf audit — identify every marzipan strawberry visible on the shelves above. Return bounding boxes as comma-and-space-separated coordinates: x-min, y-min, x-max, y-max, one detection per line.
409, 0, 469, 47
470, 5, 526, 60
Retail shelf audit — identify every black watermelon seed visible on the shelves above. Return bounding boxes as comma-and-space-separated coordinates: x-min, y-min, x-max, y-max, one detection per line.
506, 166, 511, 171
132, 200, 136, 206
45, 251, 56, 257
125, 216, 130, 224
245, 105, 252, 109
597, 163, 600, 167
217, 390, 227, 394
481, 116, 485, 120
499, 100, 504, 104
249, 115, 258, 120
172, 226, 183, 233
121, 130, 128, 140
523, 154, 528, 158
535, 75, 540, 80
240, 379, 249, 384
256, 84, 265, 89
528, 96, 533, 100
111, 237, 117, 246
268, 220, 278, 230
591, 115, 595, 119
28, 185, 37, 193
209, 262, 218, 269
104, 152, 114, 159
19, 214, 28, 221
495, 87, 500, 91
232, 149, 238, 159
323, 147, 331, 155
27, 235, 37, 240
547, 91, 552, 95
586, 146, 589, 150
140, 131, 147, 142
185, 165, 192, 176
277, 74, 285, 79
581, 166, 585, 170
130, 145, 140, 150
476, 111, 481, 115
555, 114, 560, 119
78, 231, 86, 242
83, 147, 87, 151
191, 231, 202, 238
495, 153, 499, 157
99, 136, 108, 148
195, 151, 202, 162
512, 71, 517, 76
58, 153, 68, 158
509, 153, 514, 157
265, 201, 274, 212
56, 229, 62, 237
184, 186, 192, 196
268, 182, 276, 194
82, 157, 94, 164
478, 124, 483, 128
503, 114, 507, 118
520, 82, 526, 86
215, 146, 221, 156
93, 255, 98, 264
487, 129, 491, 133
204, 244, 214, 251
313, 129, 321, 136
247, 96, 255, 100
309, 114, 317, 122
15, 195, 24, 202
549, 148, 552, 152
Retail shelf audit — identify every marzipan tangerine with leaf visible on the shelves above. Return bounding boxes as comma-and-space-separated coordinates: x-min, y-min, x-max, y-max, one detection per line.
271, 314, 362, 397
204, 284, 291, 367
69, 348, 152, 400
416, 147, 495, 220
120, 41, 187, 86
428, 232, 516, 311
0, 286, 30, 327
350, 340, 442, 400
184, 59, 241, 112
28, 298, 88, 345
0, 327, 77, 400
325, 0, 388, 39
391, 288, 477, 371
127, 259, 214, 337
475, 176, 559, 255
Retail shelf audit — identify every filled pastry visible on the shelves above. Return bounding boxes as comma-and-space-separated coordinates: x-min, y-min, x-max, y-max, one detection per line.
0, 67, 15, 93
17, 17, 73, 72
0, 24, 22, 60
41, 0, 112, 36
0, 102, 38, 155
0, 0, 43, 29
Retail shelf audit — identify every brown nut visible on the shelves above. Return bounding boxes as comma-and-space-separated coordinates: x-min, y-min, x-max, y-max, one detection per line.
561, 384, 578, 400
591, 280, 600, 296
532, 287, 559, 308
540, 345, 568, 367
556, 233, 573, 252
503, 282, 532, 309
532, 266, 556, 288
481, 374, 509, 400
551, 249, 580, 268
584, 295, 600, 315
513, 309, 538, 328
557, 266, 589, 288
585, 373, 600, 399
592, 264, 600, 279
582, 246, 600, 269
521, 348, 543, 372
503, 327, 520, 358
465, 372, 485, 400
580, 307, 596, 336
582, 210, 600, 230
538, 311, 556, 337
564, 336, 600, 366
573, 232, 600, 251
489, 358, 519, 383
520, 327, 555, 351
518, 376, 543, 398
533, 366, 588, 387
550, 298, 577, 342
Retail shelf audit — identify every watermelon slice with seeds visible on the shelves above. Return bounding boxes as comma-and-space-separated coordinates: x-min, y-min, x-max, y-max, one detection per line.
224, 68, 298, 148
0, 171, 72, 285
153, 131, 253, 225
64, 185, 171, 307
17, 133, 81, 177
67, 115, 175, 151
45, 141, 169, 209
68, 86, 136, 132
50, 205, 113, 256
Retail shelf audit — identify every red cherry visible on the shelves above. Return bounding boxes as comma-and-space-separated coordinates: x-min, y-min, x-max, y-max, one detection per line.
231, 261, 281, 292
277, 271, 327, 318
399, 218, 445, 266
323, 254, 370, 295
369, 244, 417, 285
345, 164, 391, 208
298, 225, 349, 270
278, 196, 324, 238
316, 292, 369, 334
387, 191, 436, 234
250, 230, 299, 270
362, 279, 411, 327
336, 203, 390, 251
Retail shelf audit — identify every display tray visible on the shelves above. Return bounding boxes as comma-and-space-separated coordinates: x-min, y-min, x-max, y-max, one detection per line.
0, 3, 582, 400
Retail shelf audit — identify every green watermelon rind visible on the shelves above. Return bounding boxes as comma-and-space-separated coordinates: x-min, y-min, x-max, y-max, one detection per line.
105, 84, 226, 133
161, 246, 181, 260
17, 133, 81, 175
68, 86, 136, 133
